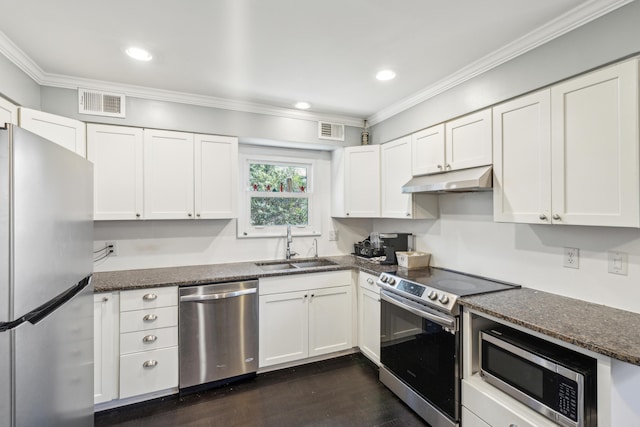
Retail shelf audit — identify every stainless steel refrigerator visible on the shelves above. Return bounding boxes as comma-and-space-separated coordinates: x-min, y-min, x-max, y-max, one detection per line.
0, 124, 94, 427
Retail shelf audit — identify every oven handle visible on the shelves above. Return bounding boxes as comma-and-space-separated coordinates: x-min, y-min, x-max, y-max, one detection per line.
380, 290, 456, 330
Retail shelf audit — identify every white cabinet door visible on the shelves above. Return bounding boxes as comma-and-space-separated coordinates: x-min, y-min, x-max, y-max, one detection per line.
87, 124, 144, 220
445, 109, 492, 171
381, 136, 413, 218
94, 293, 116, 405
344, 145, 380, 217
19, 108, 86, 157
259, 291, 309, 367
493, 90, 551, 224
0, 96, 18, 126
194, 134, 238, 219
358, 287, 380, 365
411, 123, 445, 175
308, 286, 352, 357
143, 129, 195, 219
551, 59, 639, 227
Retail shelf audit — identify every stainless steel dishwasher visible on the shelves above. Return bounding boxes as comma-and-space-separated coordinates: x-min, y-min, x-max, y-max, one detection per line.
179, 279, 258, 390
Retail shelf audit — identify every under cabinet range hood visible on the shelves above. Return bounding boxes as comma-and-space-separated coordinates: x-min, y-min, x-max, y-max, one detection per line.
401, 165, 493, 194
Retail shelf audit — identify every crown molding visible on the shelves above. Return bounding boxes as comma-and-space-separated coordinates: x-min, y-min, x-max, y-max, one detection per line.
0, 31, 364, 128
366, 0, 635, 126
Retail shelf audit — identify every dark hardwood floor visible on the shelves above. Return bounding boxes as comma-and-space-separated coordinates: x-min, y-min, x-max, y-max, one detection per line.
95, 353, 427, 427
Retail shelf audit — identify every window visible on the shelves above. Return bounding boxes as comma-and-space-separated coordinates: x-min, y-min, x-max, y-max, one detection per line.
238, 153, 321, 238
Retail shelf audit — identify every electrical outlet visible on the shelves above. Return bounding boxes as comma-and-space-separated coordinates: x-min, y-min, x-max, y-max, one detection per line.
563, 247, 579, 269
105, 241, 117, 256
328, 230, 339, 241
608, 251, 628, 275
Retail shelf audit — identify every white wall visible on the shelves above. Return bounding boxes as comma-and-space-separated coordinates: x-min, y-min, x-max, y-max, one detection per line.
93, 145, 373, 272
374, 193, 640, 314
0, 52, 40, 109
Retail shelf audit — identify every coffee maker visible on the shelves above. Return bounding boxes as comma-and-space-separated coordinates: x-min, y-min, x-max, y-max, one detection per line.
379, 233, 412, 265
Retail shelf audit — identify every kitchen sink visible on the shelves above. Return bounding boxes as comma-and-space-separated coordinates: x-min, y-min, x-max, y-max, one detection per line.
255, 259, 337, 271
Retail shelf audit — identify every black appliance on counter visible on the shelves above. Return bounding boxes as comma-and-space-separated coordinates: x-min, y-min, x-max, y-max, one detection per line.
353, 233, 412, 264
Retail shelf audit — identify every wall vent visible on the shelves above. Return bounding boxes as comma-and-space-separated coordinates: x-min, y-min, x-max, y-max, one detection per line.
318, 121, 345, 141
78, 88, 126, 118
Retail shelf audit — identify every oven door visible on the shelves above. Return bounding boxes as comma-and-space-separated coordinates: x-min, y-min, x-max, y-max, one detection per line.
380, 290, 460, 422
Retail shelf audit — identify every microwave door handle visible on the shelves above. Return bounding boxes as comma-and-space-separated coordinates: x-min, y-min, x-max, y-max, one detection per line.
381, 291, 455, 329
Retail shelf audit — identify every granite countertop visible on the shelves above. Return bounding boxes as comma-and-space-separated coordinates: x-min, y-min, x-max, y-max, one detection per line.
92, 255, 396, 292
460, 287, 640, 366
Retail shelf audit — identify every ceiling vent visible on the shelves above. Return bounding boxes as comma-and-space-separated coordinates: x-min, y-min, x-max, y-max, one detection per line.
318, 121, 345, 141
78, 88, 126, 118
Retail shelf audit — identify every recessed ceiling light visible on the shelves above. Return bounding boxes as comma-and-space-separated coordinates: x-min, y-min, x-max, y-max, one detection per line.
376, 70, 396, 81
294, 101, 311, 110
125, 47, 153, 61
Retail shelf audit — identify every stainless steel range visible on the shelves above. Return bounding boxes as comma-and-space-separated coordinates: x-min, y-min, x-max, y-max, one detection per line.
377, 267, 518, 427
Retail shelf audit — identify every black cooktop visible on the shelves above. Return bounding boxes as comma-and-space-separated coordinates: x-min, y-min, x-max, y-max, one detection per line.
390, 267, 519, 297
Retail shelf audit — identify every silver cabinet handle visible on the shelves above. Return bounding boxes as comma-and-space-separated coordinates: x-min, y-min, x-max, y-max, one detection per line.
539, 214, 547, 220
552, 214, 561, 220
142, 335, 157, 343
142, 360, 158, 368
437, 164, 443, 170
143, 314, 157, 322
142, 293, 157, 301
366, 278, 374, 285
188, 213, 193, 217
196, 213, 201, 218
136, 213, 141, 218
445, 164, 451, 170
102, 296, 109, 302
406, 213, 410, 217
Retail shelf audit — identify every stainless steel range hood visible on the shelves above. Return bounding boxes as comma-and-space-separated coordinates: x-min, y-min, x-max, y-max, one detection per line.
401, 165, 492, 194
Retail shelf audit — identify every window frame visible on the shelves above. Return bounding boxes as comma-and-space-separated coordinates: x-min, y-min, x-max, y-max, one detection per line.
237, 153, 321, 238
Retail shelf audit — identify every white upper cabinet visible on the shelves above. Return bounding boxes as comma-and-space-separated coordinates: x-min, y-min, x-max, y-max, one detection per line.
19, 108, 86, 157
411, 109, 491, 176
194, 134, 238, 219
493, 90, 551, 223
143, 129, 195, 220
411, 123, 445, 175
87, 124, 144, 220
381, 136, 438, 219
550, 59, 639, 227
0, 97, 18, 126
143, 129, 239, 220
494, 59, 640, 227
445, 109, 492, 171
332, 145, 380, 217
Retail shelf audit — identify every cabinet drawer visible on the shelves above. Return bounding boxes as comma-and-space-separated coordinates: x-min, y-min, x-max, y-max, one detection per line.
120, 306, 178, 333
120, 326, 178, 355
358, 272, 380, 294
119, 346, 178, 399
120, 287, 177, 312
260, 270, 351, 295
462, 377, 557, 427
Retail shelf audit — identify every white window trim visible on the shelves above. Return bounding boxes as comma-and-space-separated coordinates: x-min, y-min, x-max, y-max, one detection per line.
237, 153, 322, 238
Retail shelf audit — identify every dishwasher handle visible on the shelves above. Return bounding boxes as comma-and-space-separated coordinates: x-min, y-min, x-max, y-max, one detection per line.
180, 287, 256, 302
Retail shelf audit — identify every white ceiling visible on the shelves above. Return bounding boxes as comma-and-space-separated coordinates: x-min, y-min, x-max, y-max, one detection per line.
0, 0, 630, 124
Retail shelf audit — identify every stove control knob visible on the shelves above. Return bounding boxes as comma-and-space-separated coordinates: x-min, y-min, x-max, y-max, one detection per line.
438, 294, 450, 304
427, 290, 438, 300
380, 276, 388, 283
387, 278, 396, 285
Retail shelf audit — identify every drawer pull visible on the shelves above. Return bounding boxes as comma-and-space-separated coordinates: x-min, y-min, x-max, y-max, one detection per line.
143, 314, 157, 322
142, 360, 158, 368
142, 293, 157, 301
142, 335, 158, 343
366, 278, 374, 285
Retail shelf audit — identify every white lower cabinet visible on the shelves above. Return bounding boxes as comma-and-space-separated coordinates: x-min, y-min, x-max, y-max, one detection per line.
94, 292, 118, 405
357, 272, 380, 365
461, 406, 490, 427
118, 286, 178, 400
259, 271, 353, 368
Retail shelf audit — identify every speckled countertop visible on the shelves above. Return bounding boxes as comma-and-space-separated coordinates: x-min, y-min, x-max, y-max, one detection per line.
94, 258, 640, 366
92, 255, 395, 292
460, 288, 640, 366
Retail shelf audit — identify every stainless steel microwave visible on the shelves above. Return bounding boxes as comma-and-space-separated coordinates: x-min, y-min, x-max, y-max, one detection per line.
480, 326, 597, 427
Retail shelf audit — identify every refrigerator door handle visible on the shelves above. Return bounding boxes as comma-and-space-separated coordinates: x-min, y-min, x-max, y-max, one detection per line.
0, 275, 92, 332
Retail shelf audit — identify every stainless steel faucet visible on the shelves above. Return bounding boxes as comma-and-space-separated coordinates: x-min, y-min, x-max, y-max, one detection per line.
286, 225, 297, 260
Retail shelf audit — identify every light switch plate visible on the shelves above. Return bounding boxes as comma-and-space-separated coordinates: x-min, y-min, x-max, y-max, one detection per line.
608, 251, 628, 275
563, 247, 579, 269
